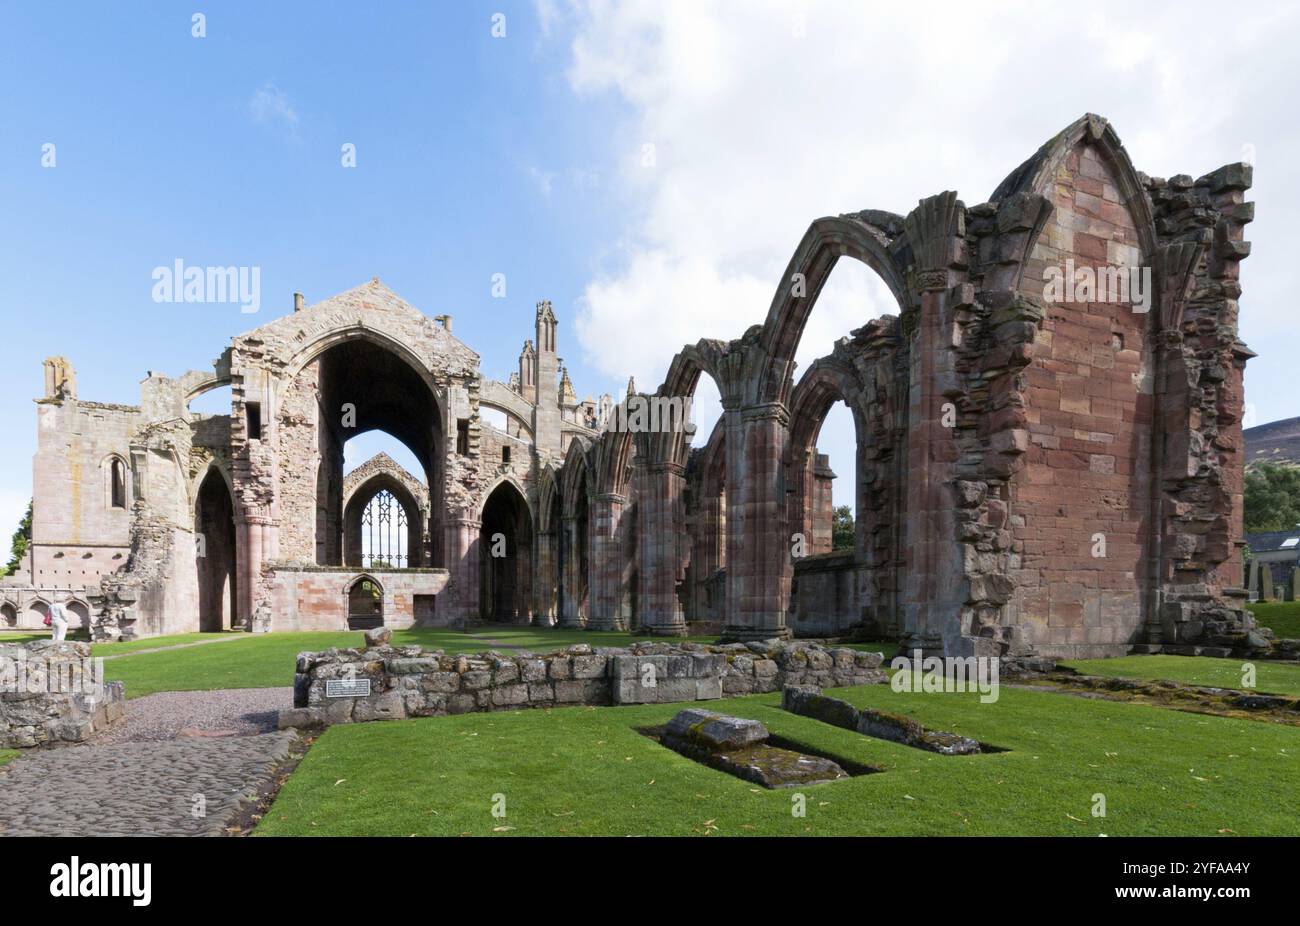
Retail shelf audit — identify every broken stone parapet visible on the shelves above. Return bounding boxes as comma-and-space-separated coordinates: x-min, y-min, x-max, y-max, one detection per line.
0, 640, 125, 748
278, 639, 888, 730
782, 684, 981, 755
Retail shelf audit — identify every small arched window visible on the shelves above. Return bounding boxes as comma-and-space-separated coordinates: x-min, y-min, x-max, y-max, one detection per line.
110, 458, 126, 509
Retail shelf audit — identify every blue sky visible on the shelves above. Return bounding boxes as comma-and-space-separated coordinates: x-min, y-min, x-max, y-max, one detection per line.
3, 1, 1299, 538
0, 1, 633, 526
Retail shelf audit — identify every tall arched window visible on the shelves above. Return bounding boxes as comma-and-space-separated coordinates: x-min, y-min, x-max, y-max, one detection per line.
110, 458, 126, 509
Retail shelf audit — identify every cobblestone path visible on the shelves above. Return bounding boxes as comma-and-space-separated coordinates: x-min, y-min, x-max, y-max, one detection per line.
0, 731, 299, 836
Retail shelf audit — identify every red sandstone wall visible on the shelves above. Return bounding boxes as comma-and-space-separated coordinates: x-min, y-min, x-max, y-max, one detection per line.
264, 568, 450, 632
1012, 141, 1154, 655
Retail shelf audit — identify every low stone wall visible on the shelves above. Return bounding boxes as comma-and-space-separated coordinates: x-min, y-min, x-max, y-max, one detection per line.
261, 566, 451, 632
279, 636, 886, 729
0, 640, 125, 748
790, 553, 868, 637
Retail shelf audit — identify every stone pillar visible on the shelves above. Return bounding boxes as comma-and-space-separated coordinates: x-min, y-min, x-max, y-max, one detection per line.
811, 453, 836, 554
559, 515, 585, 628
588, 493, 628, 630
722, 403, 792, 641
638, 462, 687, 635
443, 512, 480, 625
235, 513, 275, 631
901, 279, 962, 655
533, 529, 557, 626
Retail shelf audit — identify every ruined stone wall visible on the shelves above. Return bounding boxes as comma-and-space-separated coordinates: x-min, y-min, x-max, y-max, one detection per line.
275, 360, 323, 564
279, 637, 886, 729
789, 552, 862, 636
261, 566, 451, 632
1011, 139, 1155, 655
0, 641, 125, 748
31, 399, 138, 592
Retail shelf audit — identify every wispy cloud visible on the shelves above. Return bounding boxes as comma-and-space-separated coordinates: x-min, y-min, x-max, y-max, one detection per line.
248, 81, 300, 136
527, 165, 556, 196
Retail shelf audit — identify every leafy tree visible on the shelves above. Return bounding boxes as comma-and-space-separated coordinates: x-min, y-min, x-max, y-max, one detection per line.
831, 505, 855, 551
1243, 464, 1300, 533
1, 500, 32, 578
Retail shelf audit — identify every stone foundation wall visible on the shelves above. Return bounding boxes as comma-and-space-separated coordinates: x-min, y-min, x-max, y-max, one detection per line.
279, 637, 886, 729
261, 566, 452, 632
0, 641, 125, 748
790, 553, 866, 637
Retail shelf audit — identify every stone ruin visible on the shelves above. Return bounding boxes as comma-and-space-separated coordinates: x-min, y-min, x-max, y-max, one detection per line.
278, 631, 887, 729
6, 113, 1263, 663
0, 640, 125, 749
782, 684, 982, 755
655, 708, 853, 788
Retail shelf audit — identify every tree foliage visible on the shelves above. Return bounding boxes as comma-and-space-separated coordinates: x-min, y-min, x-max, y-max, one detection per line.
1, 500, 32, 578
1243, 464, 1300, 533
831, 505, 855, 551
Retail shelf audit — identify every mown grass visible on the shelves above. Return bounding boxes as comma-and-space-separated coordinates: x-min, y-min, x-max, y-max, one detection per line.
256, 681, 1299, 836
1061, 654, 1300, 698
102, 626, 716, 699
1247, 600, 1300, 640
93, 631, 247, 657
0, 631, 53, 645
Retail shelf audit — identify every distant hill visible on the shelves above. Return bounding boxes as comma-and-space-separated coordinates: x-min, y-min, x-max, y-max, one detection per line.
1245, 417, 1300, 469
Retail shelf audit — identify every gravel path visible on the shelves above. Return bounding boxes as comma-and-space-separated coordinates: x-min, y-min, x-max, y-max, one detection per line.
0, 732, 300, 836
92, 687, 294, 744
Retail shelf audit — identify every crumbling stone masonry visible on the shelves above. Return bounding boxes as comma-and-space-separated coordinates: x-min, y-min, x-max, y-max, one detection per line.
278, 638, 886, 729
0, 641, 125, 748
6, 113, 1259, 660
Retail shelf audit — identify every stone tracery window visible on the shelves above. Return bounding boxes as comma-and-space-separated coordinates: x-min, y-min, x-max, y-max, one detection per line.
360, 489, 408, 568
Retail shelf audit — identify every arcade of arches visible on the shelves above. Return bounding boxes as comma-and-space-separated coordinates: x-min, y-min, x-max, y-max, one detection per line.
7, 115, 1264, 658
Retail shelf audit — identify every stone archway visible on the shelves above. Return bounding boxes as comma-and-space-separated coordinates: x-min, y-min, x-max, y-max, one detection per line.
195, 467, 238, 633
479, 480, 533, 623
342, 465, 426, 569
346, 575, 384, 630
1, 602, 16, 627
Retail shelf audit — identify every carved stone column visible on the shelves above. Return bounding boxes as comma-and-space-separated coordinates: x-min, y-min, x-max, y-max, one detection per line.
723, 402, 793, 641
638, 462, 687, 635
587, 492, 628, 630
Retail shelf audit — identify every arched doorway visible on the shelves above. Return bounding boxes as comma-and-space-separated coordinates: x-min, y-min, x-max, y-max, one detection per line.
1, 602, 16, 627
479, 481, 533, 623
347, 575, 384, 630
195, 468, 237, 632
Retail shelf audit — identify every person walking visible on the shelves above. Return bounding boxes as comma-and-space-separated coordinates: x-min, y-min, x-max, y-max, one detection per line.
48, 595, 70, 642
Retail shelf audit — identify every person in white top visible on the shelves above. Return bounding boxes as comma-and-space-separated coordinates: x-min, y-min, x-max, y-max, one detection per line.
48, 595, 70, 642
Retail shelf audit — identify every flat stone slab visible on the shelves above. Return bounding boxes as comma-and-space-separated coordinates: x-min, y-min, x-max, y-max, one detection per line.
783, 685, 981, 755
665, 708, 769, 749
658, 708, 848, 788
0, 731, 298, 836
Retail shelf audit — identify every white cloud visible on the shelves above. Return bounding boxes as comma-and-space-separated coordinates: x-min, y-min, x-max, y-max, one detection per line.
543, 0, 1300, 504
526, 165, 557, 196
248, 82, 300, 134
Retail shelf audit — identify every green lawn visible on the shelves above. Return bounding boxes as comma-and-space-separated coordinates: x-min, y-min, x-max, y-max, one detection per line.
256, 681, 1299, 836
1061, 654, 1300, 698
103, 626, 717, 699
0, 632, 53, 645
1247, 601, 1300, 640
92, 631, 245, 657
0, 750, 16, 768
